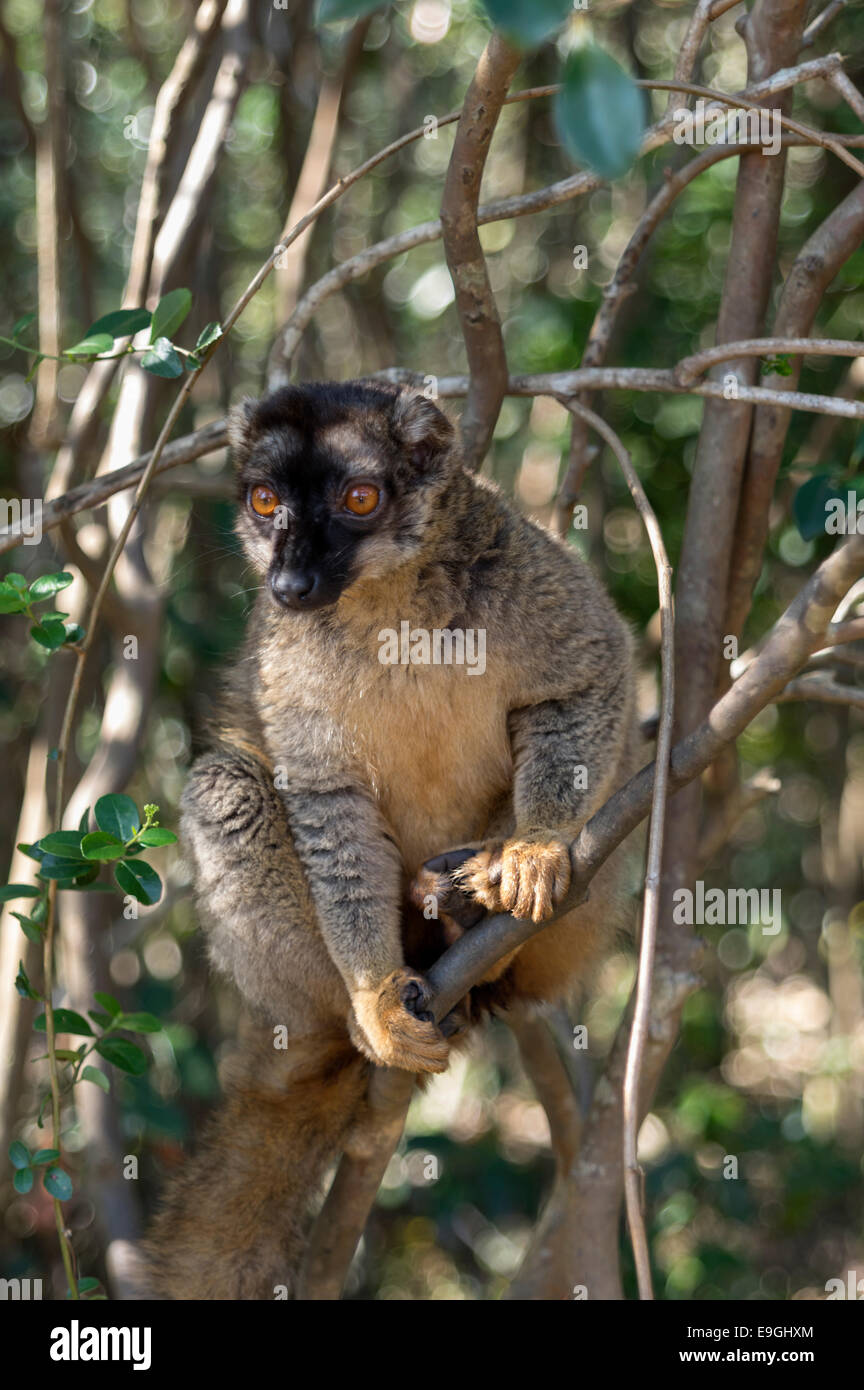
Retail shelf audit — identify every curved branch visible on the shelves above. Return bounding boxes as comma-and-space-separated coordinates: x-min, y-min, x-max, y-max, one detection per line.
557, 399, 676, 1304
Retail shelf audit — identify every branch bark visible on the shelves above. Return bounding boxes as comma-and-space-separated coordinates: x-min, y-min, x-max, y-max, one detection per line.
439, 32, 521, 469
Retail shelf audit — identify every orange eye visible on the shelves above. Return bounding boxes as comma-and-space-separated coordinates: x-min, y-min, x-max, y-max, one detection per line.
344, 483, 380, 517
250, 484, 278, 517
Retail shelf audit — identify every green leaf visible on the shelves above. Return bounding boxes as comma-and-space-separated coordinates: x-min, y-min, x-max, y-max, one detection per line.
194, 321, 222, 353
46, 1049, 80, 1062
36, 854, 96, 883
78, 806, 91, 835
94, 793, 140, 842
4, 573, 28, 591
81, 831, 126, 861
81, 1065, 110, 1092
96, 1036, 149, 1075
793, 474, 842, 542
13, 1166, 33, 1194
0, 587, 27, 614
316, 0, 383, 20
149, 288, 192, 344
32, 1147, 60, 1165
28, 571, 73, 600
88, 1009, 114, 1029
77, 1277, 101, 1293
12, 313, 36, 339
480, 0, 571, 46
555, 45, 646, 181
0, 883, 41, 901
141, 337, 183, 379
38, 831, 87, 859
121, 1011, 162, 1034
9, 1140, 30, 1169
15, 961, 38, 1000
34, 1008, 93, 1037
761, 353, 793, 377
137, 827, 177, 847
114, 858, 162, 905
65, 332, 114, 358
44, 1167, 73, 1201
12, 913, 44, 944
30, 621, 68, 651
63, 622, 86, 645
94, 991, 121, 1016
17, 842, 43, 862
86, 308, 151, 339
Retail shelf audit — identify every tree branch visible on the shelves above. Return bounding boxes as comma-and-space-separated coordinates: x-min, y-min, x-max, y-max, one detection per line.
440, 32, 521, 469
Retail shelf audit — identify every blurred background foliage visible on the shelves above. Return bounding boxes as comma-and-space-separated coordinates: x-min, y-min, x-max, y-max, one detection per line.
1, 0, 863, 1300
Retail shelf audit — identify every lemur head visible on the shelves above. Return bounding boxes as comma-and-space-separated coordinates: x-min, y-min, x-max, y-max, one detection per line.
229, 381, 457, 612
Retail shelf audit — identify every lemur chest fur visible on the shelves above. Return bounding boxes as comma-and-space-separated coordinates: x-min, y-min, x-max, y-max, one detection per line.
262, 630, 513, 877
346, 660, 513, 874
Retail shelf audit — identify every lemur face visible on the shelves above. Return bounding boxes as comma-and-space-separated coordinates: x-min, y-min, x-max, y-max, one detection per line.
229, 381, 456, 612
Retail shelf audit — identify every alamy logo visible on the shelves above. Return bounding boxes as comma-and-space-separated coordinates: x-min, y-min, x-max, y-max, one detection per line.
672, 99, 782, 157
378, 621, 486, 675
0, 497, 42, 545
824, 492, 864, 534
672, 880, 781, 935
0, 1276, 42, 1299
50, 1320, 151, 1371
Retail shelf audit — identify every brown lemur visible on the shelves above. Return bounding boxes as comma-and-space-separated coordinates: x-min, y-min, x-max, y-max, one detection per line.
145, 379, 641, 1299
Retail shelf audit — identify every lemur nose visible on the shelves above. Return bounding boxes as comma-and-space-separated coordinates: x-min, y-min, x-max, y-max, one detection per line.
271, 569, 317, 605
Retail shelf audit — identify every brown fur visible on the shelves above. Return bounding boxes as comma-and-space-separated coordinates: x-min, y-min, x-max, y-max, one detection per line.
144, 381, 641, 1299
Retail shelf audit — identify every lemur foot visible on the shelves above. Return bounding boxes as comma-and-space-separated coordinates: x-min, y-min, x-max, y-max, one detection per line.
350, 968, 449, 1074
450, 838, 572, 924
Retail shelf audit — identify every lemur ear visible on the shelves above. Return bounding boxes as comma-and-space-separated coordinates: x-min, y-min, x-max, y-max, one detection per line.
227, 397, 260, 467
392, 389, 454, 466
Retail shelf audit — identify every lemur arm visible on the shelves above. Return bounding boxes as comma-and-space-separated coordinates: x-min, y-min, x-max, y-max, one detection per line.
274, 713, 450, 1073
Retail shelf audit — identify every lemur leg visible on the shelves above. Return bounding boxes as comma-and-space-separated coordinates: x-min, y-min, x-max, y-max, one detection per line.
144, 1021, 368, 1300
145, 750, 369, 1300
180, 746, 350, 1027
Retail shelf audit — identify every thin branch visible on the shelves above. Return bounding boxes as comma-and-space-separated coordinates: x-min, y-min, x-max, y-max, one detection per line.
827, 617, 864, 646
724, 180, 864, 643
801, 0, 847, 47
440, 32, 522, 469
510, 1011, 582, 1173
29, 0, 64, 450
775, 675, 864, 710
377, 364, 864, 419
47, 0, 229, 504
149, 0, 250, 294
558, 398, 675, 1304
646, 77, 864, 177
274, 14, 371, 323
13, 331, 864, 556
298, 1067, 414, 1300
828, 68, 864, 127
271, 53, 855, 386
126, 0, 229, 307
675, 335, 864, 386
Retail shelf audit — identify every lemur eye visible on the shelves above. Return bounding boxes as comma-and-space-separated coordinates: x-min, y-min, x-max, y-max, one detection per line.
249, 484, 279, 517
343, 482, 380, 517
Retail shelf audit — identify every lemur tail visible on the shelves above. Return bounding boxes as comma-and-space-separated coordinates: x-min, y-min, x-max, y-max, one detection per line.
143, 1022, 369, 1300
